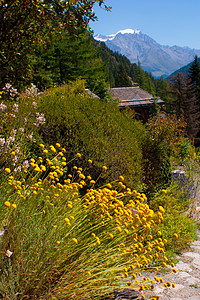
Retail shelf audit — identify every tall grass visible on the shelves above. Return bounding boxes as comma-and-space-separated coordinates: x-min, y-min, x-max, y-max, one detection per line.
0, 143, 176, 299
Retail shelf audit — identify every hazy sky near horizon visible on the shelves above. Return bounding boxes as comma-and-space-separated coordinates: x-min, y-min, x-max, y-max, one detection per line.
90, 0, 200, 49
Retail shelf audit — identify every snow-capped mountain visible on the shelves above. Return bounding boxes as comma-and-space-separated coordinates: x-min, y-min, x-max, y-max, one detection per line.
94, 29, 200, 77
95, 29, 141, 42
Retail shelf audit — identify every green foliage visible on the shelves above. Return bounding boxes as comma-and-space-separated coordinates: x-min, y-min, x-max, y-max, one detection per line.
142, 114, 188, 195
115, 63, 132, 87
36, 80, 145, 190
150, 185, 197, 257
0, 0, 110, 89
32, 32, 106, 90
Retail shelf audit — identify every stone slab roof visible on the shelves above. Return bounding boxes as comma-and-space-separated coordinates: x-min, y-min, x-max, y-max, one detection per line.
85, 89, 99, 99
110, 87, 164, 107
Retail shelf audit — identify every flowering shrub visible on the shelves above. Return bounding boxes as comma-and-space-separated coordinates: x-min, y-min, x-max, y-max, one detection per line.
0, 84, 46, 175
0, 144, 177, 300
142, 113, 191, 195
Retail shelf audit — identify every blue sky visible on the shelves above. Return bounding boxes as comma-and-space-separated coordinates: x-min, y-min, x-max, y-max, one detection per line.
90, 0, 200, 49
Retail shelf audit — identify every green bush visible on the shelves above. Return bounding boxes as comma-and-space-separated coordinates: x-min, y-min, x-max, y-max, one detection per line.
36, 80, 146, 191
150, 184, 197, 257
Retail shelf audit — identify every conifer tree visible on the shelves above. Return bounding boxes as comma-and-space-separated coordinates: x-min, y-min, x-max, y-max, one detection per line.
115, 63, 132, 87
188, 55, 200, 101
0, 0, 110, 89
32, 31, 106, 90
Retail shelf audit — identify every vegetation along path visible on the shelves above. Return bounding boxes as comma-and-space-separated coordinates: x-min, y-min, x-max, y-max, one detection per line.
141, 231, 200, 300
142, 173, 200, 300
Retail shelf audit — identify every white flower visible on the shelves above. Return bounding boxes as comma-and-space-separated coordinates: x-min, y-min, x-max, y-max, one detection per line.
12, 103, 19, 112
0, 138, 5, 147
6, 250, 13, 258
22, 160, 29, 170
0, 102, 7, 111
14, 165, 22, 173
32, 101, 37, 109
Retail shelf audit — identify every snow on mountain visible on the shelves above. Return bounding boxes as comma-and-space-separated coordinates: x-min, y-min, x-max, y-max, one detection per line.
94, 29, 200, 77
94, 29, 140, 42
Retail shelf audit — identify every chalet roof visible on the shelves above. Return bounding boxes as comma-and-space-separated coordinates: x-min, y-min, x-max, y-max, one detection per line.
85, 89, 99, 99
110, 87, 164, 107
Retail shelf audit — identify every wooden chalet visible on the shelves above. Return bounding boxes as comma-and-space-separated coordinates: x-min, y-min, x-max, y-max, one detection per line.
110, 86, 164, 122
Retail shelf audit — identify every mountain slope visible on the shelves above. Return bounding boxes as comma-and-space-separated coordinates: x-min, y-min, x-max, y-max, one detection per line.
169, 57, 200, 77
94, 29, 200, 77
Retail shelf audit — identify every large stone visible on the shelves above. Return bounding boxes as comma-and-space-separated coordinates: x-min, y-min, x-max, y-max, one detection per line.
187, 296, 200, 300
114, 288, 141, 299
186, 276, 200, 285
177, 271, 191, 278
176, 261, 193, 272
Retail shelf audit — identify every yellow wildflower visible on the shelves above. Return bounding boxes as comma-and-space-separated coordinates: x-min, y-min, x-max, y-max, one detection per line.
172, 268, 177, 273
72, 238, 78, 244
40, 165, 46, 171
5, 168, 11, 174
12, 204, 17, 209
77, 153, 81, 158
159, 206, 165, 213
162, 189, 167, 194
64, 218, 71, 226
173, 233, 178, 239
4, 201, 11, 208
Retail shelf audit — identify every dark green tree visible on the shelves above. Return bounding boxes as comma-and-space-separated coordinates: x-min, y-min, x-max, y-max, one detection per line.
115, 63, 132, 87
188, 56, 200, 102
188, 56, 200, 87
0, 0, 111, 89
32, 31, 108, 96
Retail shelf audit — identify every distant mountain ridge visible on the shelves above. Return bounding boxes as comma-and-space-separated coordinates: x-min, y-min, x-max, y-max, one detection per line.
169, 57, 200, 77
94, 29, 200, 77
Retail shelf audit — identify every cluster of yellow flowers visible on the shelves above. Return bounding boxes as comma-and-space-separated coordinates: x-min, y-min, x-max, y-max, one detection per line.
2, 143, 178, 300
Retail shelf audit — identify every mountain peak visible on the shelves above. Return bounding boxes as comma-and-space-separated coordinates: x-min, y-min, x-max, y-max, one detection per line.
94, 29, 200, 77
94, 29, 140, 42
116, 29, 141, 35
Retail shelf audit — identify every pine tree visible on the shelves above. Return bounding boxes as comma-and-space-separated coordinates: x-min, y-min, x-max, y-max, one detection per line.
115, 63, 132, 87
182, 79, 200, 140
32, 31, 106, 89
188, 55, 200, 101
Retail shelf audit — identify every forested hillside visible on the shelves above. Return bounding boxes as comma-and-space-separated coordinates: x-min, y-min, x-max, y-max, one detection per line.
28, 30, 172, 104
